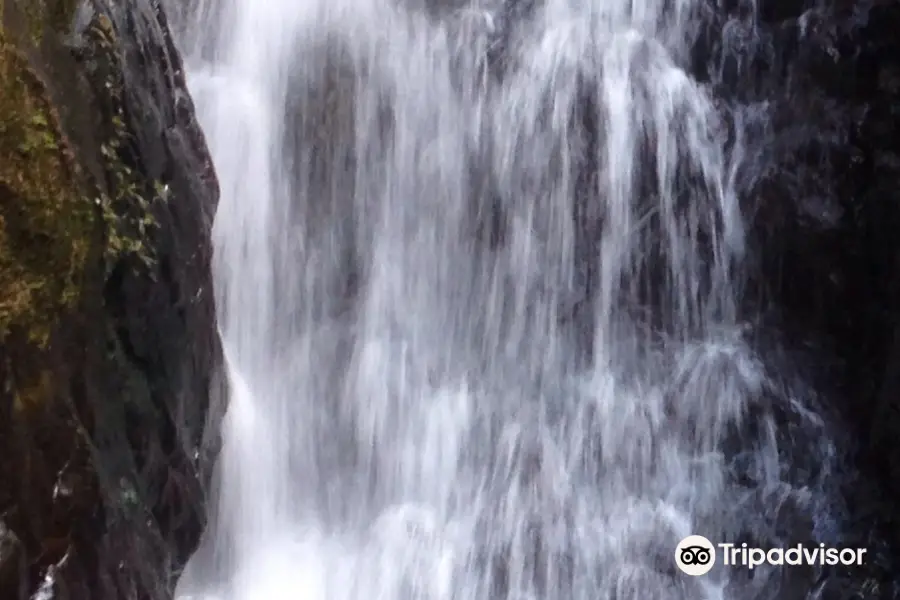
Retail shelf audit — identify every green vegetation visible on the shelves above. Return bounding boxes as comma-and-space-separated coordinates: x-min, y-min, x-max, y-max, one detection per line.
0, 6, 163, 347
0, 29, 96, 346
86, 12, 163, 272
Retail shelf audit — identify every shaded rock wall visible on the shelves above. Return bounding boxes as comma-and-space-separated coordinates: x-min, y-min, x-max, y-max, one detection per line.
697, 0, 900, 595
0, 0, 223, 598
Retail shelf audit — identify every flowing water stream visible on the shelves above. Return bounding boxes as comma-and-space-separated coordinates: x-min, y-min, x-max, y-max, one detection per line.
167, 0, 845, 597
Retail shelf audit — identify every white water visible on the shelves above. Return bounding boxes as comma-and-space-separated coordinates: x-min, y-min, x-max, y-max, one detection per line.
169, 0, 838, 598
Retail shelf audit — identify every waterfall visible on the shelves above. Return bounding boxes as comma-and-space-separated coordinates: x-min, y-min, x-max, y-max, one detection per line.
168, 0, 842, 597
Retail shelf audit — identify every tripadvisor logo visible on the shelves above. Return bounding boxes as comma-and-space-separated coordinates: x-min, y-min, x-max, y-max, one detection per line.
675, 535, 717, 576
674, 535, 868, 576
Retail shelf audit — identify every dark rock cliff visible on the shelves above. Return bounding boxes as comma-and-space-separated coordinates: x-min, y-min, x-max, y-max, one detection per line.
0, 0, 223, 598
699, 0, 900, 596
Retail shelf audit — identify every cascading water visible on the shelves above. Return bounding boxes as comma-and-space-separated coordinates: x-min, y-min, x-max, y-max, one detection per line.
167, 0, 844, 597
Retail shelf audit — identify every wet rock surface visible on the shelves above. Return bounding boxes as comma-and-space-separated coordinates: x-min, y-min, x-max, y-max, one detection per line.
0, 0, 223, 598
484, 0, 900, 594
701, 0, 900, 596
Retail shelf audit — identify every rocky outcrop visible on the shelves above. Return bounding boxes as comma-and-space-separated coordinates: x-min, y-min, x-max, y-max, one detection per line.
0, 0, 223, 598
699, 0, 900, 596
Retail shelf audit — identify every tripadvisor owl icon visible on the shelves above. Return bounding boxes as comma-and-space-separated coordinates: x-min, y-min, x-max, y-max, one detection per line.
675, 535, 716, 576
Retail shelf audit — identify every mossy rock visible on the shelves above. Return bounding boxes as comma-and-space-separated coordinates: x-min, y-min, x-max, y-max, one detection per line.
0, 28, 98, 348
0, 2, 103, 581
0, 0, 181, 594
1, 0, 165, 348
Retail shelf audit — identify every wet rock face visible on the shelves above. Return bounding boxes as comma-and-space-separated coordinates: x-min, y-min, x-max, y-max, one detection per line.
697, 0, 900, 594
0, 0, 223, 598
0, 523, 26, 598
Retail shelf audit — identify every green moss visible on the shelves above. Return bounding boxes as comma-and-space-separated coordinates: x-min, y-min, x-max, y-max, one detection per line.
16, 0, 82, 45
0, 31, 97, 346
0, 7, 164, 346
